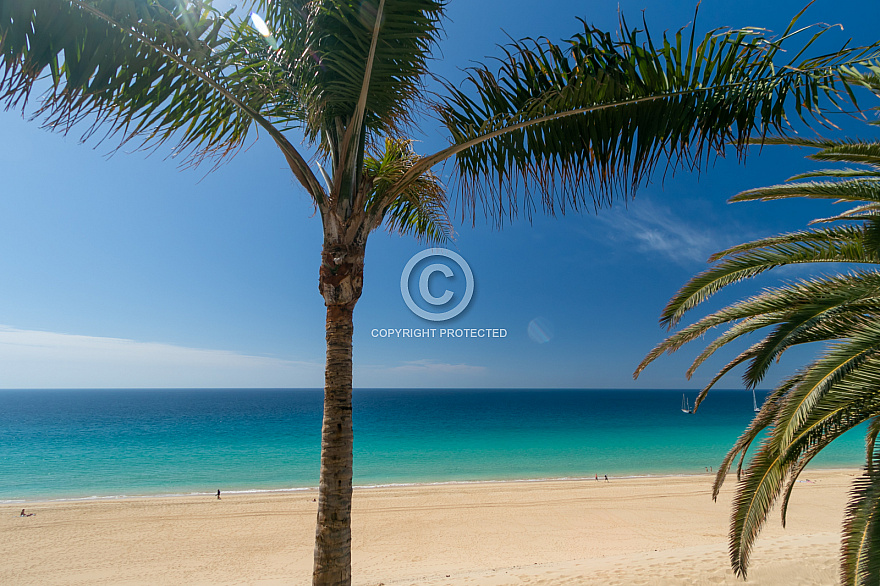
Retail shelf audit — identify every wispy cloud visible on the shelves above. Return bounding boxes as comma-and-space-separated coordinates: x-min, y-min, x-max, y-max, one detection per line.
355, 359, 487, 387
384, 359, 486, 374
0, 326, 323, 388
593, 198, 722, 266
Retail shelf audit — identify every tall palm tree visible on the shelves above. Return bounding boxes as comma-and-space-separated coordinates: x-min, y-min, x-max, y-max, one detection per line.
635, 70, 880, 585
2, 1, 878, 583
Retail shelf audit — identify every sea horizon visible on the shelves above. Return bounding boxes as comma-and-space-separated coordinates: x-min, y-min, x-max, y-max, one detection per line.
1, 388, 866, 502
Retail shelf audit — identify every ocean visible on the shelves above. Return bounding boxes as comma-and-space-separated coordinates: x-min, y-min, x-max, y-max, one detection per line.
0, 388, 865, 502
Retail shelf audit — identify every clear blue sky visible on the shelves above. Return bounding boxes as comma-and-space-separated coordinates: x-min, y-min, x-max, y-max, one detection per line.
1, 0, 878, 388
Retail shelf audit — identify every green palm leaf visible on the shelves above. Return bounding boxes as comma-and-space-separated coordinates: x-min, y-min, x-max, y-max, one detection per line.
774, 326, 880, 448
659, 226, 880, 328
728, 435, 791, 578
432, 13, 880, 221
286, 0, 445, 141
841, 466, 880, 586
639, 127, 880, 582
636, 272, 880, 388
728, 362, 880, 576
712, 380, 791, 500
772, 363, 880, 521
2, 1, 241, 157
363, 137, 450, 244
0, 0, 328, 197
732, 179, 880, 204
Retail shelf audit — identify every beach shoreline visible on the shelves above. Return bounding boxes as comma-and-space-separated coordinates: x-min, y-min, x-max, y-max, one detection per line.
2, 466, 862, 504
3, 468, 859, 585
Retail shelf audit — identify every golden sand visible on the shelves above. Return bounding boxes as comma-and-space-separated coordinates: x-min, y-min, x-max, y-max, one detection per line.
2, 469, 856, 585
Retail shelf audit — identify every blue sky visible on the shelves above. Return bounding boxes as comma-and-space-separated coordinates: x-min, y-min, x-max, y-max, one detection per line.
1, 0, 878, 388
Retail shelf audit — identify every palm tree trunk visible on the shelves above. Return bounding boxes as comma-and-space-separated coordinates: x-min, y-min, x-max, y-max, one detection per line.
313, 237, 364, 586
313, 303, 354, 585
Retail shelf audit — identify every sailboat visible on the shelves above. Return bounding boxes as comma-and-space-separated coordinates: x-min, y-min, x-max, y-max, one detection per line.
681, 393, 693, 414
752, 388, 760, 413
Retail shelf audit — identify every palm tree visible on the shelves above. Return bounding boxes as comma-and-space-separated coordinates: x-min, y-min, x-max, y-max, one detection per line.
2, 1, 878, 583
634, 72, 880, 585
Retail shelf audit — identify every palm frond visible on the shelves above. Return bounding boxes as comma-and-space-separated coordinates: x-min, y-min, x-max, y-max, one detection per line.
429, 11, 879, 223
810, 204, 880, 225
748, 136, 880, 169
690, 283, 880, 580
216, 17, 308, 128
807, 142, 880, 168
379, 194, 450, 244
363, 137, 450, 244
251, 0, 309, 47
1, 1, 238, 160
661, 227, 880, 328
640, 112, 880, 580
774, 323, 880, 448
771, 371, 880, 525
0, 0, 327, 199
728, 381, 876, 576
692, 341, 770, 409
712, 381, 789, 499
636, 271, 880, 383
791, 169, 880, 181
731, 179, 880, 204
728, 436, 790, 578
841, 466, 880, 586
867, 417, 880, 472
293, 0, 446, 147
710, 225, 872, 260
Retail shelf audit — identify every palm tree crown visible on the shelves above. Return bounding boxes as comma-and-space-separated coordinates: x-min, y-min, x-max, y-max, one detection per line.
635, 71, 880, 585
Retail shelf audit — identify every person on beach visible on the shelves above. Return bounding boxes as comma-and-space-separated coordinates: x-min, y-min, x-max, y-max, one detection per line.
19, 509, 33, 517
604, 475, 608, 482
594, 474, 598, 481
217, 489, 221, 500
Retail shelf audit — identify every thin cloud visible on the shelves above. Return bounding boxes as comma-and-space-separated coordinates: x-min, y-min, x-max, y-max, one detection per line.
0, 326, 323, 388
594, 199, 721, 266
385, 359, 486, 374
355, 359, 487, 387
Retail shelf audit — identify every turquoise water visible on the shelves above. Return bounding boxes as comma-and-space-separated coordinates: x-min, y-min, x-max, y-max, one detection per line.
0, 388, 866, 501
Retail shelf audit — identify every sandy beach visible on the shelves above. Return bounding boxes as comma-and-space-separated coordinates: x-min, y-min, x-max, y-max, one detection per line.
2, 469, 857, 585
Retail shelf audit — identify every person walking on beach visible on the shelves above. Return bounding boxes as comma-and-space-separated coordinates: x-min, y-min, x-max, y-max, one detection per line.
595, 474, 598, 481
604, 475, 608, 482
217, 489, 221, 500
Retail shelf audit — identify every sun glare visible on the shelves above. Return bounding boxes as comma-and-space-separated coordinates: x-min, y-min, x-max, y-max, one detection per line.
249, 12, 271, 37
